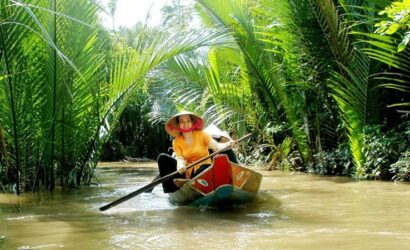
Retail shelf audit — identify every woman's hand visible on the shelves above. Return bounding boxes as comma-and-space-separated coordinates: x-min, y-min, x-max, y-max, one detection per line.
177, 166, 186, 174
176, 157, 186, 174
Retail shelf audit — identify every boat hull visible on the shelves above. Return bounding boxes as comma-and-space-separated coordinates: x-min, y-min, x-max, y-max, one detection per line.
168, 154, 262, 207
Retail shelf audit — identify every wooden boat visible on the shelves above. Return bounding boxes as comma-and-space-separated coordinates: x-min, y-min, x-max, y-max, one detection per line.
168, 154, 262, 207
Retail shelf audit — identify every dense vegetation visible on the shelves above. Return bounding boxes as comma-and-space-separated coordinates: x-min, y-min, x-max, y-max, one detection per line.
0, 0, 409, 194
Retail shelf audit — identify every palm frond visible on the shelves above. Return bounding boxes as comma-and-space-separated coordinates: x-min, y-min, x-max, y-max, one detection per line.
196, 0, 311, 162
357, 30, 410, 108
308, 0, 382, 176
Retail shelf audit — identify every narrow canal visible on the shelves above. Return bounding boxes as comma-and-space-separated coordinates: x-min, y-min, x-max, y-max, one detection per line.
1, 162, 409, 249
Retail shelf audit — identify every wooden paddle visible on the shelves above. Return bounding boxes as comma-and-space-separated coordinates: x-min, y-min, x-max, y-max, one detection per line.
99, 133, 252, 211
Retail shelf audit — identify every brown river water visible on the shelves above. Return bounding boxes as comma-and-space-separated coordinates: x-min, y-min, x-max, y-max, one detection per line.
1, 162, 409, 250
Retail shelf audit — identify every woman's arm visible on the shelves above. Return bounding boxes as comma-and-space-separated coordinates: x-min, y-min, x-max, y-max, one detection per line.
208, 138, 232, 152
173, 139, 187, 174
176, 157, 186, 174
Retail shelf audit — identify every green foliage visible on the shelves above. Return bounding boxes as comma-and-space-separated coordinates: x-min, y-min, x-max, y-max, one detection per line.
307, 0, 391, 178
361, 2, 410, 109
238, 121, 302, 171
375, 0, 410, 52
1, 0, 409, 192
101, 138, 127, 161
0, 0, 232, 192
143, 0, 409, 182
101, 91, 169, 161
0, 0, 106, 192
362, 124, 408, 179
307, 147, 353, 176
390, 150, 410, 181
195, 0, 311, 163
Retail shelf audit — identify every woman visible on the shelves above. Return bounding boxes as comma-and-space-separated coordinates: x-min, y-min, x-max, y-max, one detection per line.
157, 111, 232, 193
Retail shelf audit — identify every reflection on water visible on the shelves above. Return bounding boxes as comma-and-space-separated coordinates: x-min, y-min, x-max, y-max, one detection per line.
1, 163, 409, 249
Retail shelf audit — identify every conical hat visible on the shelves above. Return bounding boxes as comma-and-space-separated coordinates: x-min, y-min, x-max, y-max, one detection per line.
204, 124, 232, 143
165, 111, 204, 137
